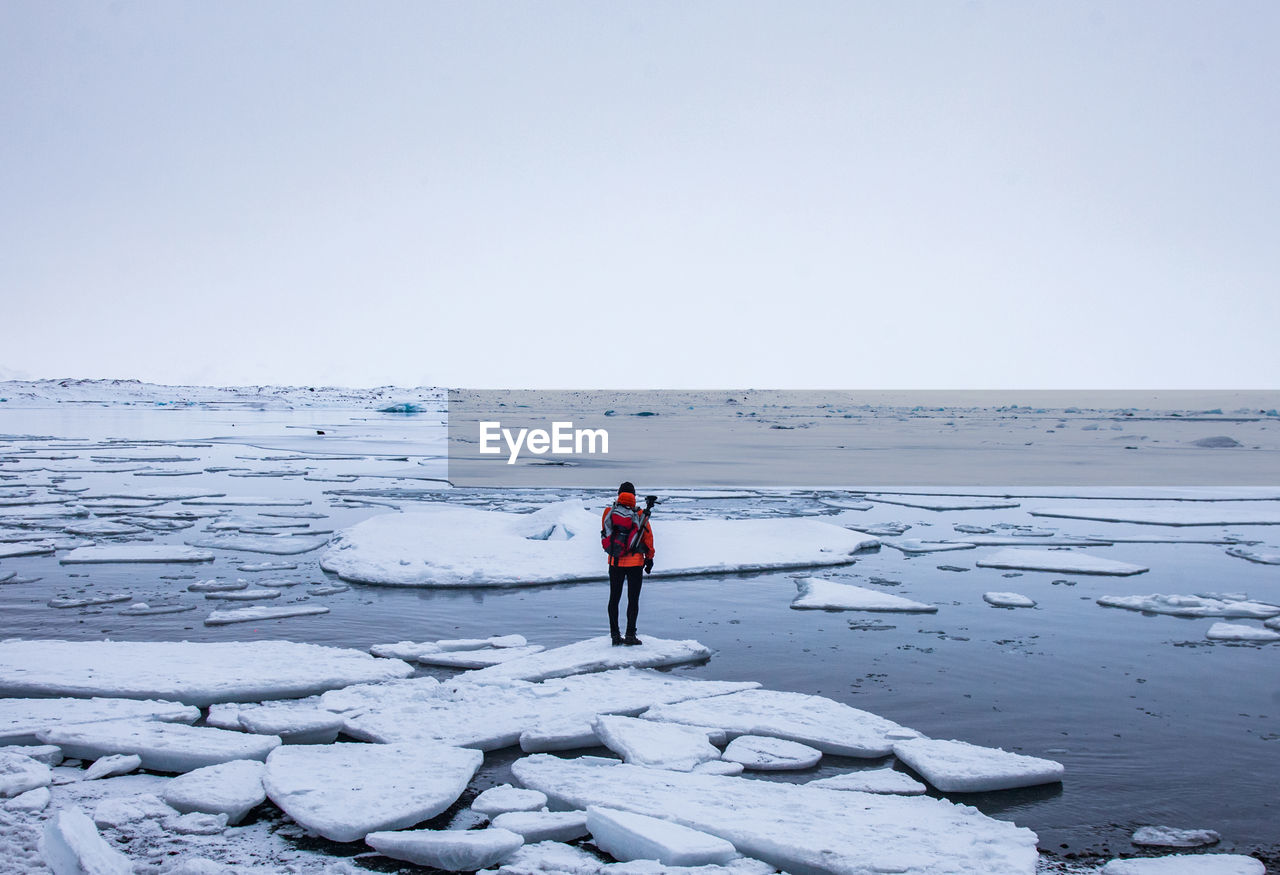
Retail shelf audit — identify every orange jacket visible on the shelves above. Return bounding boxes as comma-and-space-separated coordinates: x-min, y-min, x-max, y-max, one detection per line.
602, 491, 655, 567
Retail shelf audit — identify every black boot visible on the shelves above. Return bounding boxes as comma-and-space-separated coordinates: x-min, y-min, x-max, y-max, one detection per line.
624, 632, 642, 646
610, 630, 624, 646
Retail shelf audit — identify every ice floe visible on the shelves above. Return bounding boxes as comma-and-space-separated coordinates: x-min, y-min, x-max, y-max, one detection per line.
263, 741, 483, 842
0, 542, 55, 558
0, 640, 413, 706
47, 593, 133, 608
721, 735, 821, 770
90, 792, 175, 828
372, 641, 546, 669
120, 602, 196, 616
514, 755, 1039, 874
61, 520, 146, 537
1205, 622, 1280, 642
39, 806, 132, 875
187, 579, 248, 593
1225, 547, 1280, 565
867, 495, 1020, 511
587, 806, 738, 867
467, 636, 712, 682
160, 760, 266, 825
983, 592, 1037, 608
807, 768, 926, 795
0, 696, 198, 745
187, 534, 330, 555
1100, 854, 1264, 874
880, 539, 977, 554
594, 715, 722, 772
320, 501, 878, 586
472, 784, 548, 816
236, 706, 345, 744
0, 745, 62, 766
236, 560, 298, 572
204, 605, 330, 626
1030, 505, 1280, 526
203, 588, 281, 601
490, 810, 589, 843
0, 750, 50, 797
1096, 594, 1280, 619
39, 719, 281, 773
60, 545, 215, 564
183, 497, 311, 507
790, 578, 937, 612
976, 548, 1148, 576
643, 689, 914, 757
366, 826, 523, 871
891, 737, 1064, 792
82, 754, 141, 780
1131, 825, 1221, 848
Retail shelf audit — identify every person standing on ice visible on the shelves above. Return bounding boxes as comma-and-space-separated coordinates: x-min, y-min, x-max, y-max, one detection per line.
601, 481, 655, 646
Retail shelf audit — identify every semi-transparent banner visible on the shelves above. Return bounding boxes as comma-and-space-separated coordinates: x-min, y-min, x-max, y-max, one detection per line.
446, 389, 1280, 488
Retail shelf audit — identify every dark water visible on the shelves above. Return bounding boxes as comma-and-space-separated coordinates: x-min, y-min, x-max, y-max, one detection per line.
2, 405, 1278, 861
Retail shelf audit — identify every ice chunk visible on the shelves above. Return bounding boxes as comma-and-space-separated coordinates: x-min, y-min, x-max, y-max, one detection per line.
0, 744, 62, 766
5, 785, 50, 812
472, 784, 548, 816
82, 753, 141, 780
467, 636, 711, 682
48, 593, 132, 608
790, 578, 937, 613
0, 640, 412, 706
264, 741, 483, 842
517, 755, 1038, 874
60, 545, 214, 564
1132, 826, 1221, 848
594, 715, 722, 772
187, 579, 248, 592
892, 737, 1064, 792
237, 561, 298, 572
867, 495, 1020, 511
1225, 547, 1280, 565
983, 592, 1037, 608
1101, 855, 1264, 874
320, 501, 878, 586
91, 793, 176, 828
39, 806, 132, 875
160, 759, 265, 825
1, 749, 51, 796
373, 642, 547, 669
0, 542, 56, 558
62, 520, 146, 537
204, 605, 330, 625
880, 539, 977, 554
39, 719, 280, 773
977, 548, 1148, 576
807, 768, 926, 795
693, 760, 745, 776
587, 806, 737, 867
82, 488, 225, 502
203, 588, 281, 600
721, 735, 821, 770
119, 602, 196, 616
643, 689, 913, 757
237, 706, 344, 743
366, 827, 524, 871
166, 811, 228, 835
0, 696, 198, 745
187, 534, 329, 555
490, 811, 589, 843
1031, 505, 1280, 526
307, 583, 349, 596
183, 497, 310, 506
1205, 622, 1280, 642
1098, 594, 1280, 619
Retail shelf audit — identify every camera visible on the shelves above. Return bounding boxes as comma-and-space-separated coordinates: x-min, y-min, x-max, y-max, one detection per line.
644, 495, 660, 509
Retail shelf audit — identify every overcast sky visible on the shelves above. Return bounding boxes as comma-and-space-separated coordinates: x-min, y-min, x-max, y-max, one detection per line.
2, 1, 1276, 389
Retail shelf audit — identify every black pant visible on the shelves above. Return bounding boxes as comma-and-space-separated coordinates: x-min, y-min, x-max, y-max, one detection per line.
608, 564, 643, 638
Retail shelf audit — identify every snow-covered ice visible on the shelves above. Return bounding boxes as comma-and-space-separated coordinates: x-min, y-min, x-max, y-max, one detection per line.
721, 735, 821, 770
372, 641, 547, 669
365, 827, 524, 871
891, 737, 1064, 792
984, 592, 1037, 608
38, 719, 281, 773
0, 542, 55, 558
188, 534, 329, 555
237, 706, 345, 744
807, 768, 926, 795
5, 785, 50, 812
515, 755, 1039, 874
0, 696, 198, 745
90, 792, 175, 828
594, 715, 722, 772
790, 578, 937, 612
867, 494, 1020, 511
60, 545, 215, 564
120, 602, 197, 616
472, 784, 548, 816
1100, 855, 1265, 874
320, 501, 878, 586
880, 539, 977, 554
204, 605, 331, 625
82, 754, 141, 780
0, 640, 412, 706
183, 497, 310, 507
40, 806, 132, 875
466, 636, 712, 682
203, 588, 281, 600
160, 760, 266, 825
237, 561, 298, 572
587, 806, 738, 867
1096, 594, 1280, 619
1205, 623, 1280, 642
1031, 505, 1280, 526
490, 811, 590, 844
0, 744, 62, 766
263, 741, 483, 842
187, 579, 248, 592
1225, 547, 1280, 565
0, 750, 50, 797
976, 548, 1148, 576
1131, 825, 1221, 848
47, 593, 133, 608
643, 689, 914, 757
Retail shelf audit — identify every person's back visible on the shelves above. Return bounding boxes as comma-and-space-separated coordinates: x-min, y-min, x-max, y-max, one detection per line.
601, 482, 654, 645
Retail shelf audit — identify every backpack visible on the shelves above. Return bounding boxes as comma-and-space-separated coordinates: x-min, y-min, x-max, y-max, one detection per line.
601, 502, 644, 558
